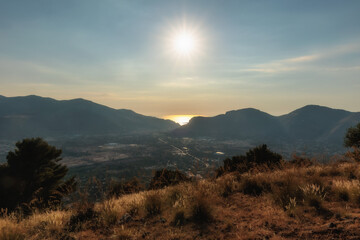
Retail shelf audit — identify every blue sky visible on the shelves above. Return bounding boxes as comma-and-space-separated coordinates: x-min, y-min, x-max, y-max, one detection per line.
0, 0, 359, 117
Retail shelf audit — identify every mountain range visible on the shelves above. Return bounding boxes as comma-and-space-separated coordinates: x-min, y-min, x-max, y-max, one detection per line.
173, 105, 360, 146
1, 95, 359, 147
0, 95, 179, 140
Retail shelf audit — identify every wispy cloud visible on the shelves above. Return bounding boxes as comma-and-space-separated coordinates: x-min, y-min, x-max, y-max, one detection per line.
243, 42, 360, 74
0, 59, 84, 84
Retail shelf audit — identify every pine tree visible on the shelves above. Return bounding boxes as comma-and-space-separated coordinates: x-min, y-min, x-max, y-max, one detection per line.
345, 123, 360, 148
0, 138, 76, 212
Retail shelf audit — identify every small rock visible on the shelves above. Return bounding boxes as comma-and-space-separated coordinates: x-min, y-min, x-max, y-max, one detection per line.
160, 217, 167, 223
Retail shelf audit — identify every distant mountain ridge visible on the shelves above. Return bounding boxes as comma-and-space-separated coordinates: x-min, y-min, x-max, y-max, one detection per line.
173, 105, 360, 146
0, 95, 179, 139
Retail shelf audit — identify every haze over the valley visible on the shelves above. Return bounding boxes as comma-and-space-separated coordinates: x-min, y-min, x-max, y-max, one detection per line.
0, 0, 359, 117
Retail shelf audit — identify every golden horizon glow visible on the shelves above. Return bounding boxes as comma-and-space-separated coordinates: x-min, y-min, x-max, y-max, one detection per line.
163, 115, 200, 126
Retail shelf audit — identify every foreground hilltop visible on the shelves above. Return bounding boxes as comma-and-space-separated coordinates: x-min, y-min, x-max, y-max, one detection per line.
1, 151, 360, 239
0, 95, 179, 139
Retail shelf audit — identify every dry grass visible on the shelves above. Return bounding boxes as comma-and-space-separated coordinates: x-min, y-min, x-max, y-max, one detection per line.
1, 161, 360, 239
331, 180, 360, 204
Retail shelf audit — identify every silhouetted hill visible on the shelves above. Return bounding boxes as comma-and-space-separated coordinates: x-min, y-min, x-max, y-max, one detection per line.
0, 95, 179, 139
176, 108, 286, 141
173, 105, 360, 146
279, 105, 360, 143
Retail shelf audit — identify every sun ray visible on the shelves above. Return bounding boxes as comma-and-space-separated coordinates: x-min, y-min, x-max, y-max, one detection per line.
164, 20, 204, 61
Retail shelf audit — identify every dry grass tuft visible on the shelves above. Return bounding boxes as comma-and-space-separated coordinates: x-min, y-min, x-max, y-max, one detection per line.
144, 191, 162, 217
189, 189, 213, 224
300, 184, 326, 209
112, 226, 134, 240
216, 174, 240, 198
332, 180, 360, 204
0, 219, 25, 240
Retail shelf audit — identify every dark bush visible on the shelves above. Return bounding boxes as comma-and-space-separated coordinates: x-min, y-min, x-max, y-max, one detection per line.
172, 210, 186, 226
337, 190, 350, 202
67, 191, 99, 232
190, 193, 213, 223
144, 193, 162, 216
107, 177, 143, 198
216, 144, 282, 177
67, 206, 98, 232
239, 177, 268, 196
271, 177, 303, 210
149, 169, 190, 190
288, 155, 314, 167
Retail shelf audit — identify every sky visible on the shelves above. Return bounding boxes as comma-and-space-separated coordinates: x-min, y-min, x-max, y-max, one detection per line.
0, 0, 360, 118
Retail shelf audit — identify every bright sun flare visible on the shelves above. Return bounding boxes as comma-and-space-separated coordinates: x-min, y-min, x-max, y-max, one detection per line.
173, 31, 196, 56
164, 115, 199, 126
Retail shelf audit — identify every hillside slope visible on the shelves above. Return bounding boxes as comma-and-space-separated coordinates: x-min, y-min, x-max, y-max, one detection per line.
1, 160, 360, 239
173, 105, 360, 145
0, 95, 179, 139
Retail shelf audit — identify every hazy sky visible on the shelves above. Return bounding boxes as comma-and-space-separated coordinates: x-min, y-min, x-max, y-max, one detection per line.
1, 0, 359, 117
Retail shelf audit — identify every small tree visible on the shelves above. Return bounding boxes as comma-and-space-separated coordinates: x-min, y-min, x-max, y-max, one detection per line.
345, 123, 360, 148
216, 144, 282, 177
0, 138, 76, 212
245, 144, 282, 167
149, 169, 190, 190
344, 123, 360, 162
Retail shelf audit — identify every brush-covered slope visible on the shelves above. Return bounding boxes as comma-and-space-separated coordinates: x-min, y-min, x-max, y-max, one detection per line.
174, 105, 360, 145
2, 160, 360, 239
0, 95, 179, 139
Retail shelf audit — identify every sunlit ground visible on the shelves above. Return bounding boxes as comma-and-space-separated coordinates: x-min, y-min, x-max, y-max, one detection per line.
163, 115, 200, 126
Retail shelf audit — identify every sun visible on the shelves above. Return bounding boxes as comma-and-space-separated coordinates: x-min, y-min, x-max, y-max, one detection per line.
164, 115, 199, 126
172, 31, 197, 56
165, 22, 202, 59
